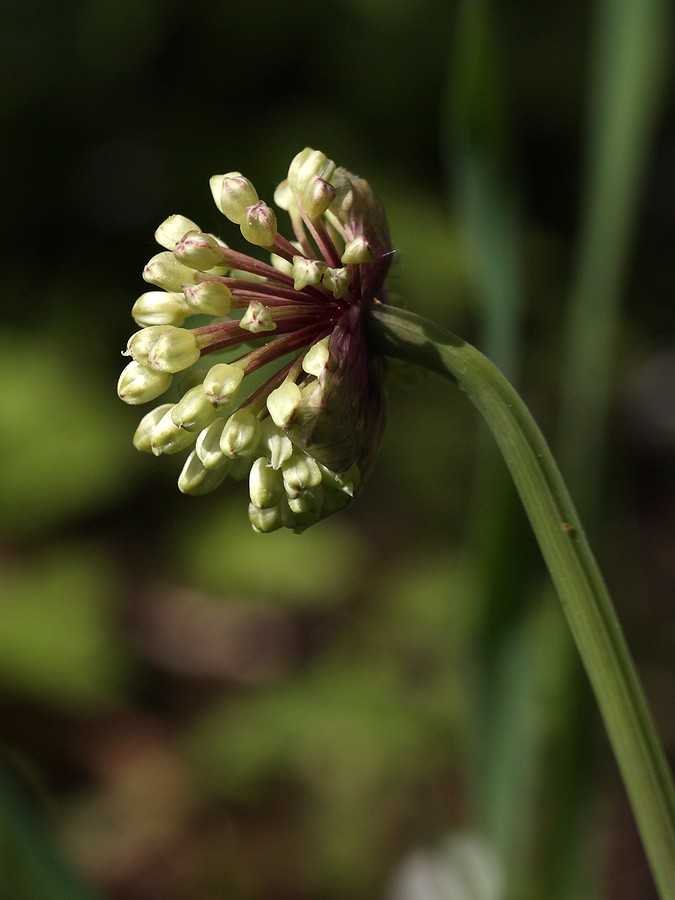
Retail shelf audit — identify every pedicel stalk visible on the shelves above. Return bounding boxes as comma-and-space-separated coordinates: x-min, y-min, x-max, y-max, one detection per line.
118, 148, 675, 897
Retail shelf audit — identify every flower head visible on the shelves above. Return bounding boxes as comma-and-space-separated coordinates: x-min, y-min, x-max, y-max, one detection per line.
118, 148, 394, 532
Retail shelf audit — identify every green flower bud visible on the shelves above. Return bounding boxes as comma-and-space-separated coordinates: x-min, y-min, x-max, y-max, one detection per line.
261, 419, 294, 470
239, 300, 276, 333
266, 381, 302, 429
301, 177, 336, 220
170, 385, 218, 431
240, 202, 277, 248
178, 450, 229, 495
173, 231, 225, 270
195, 419, 228, 469
288, 148, 336, 192
272, 179, 293, 212
143, 251, 202, 291
183, 281, 232, 317
287, 485, 323, 516
248, 502, 285, 534
155, 214, 201, 250
132, 291, 189, 327
220, 408, 261, 458
270, 252, 294, 276
249, 457, 285, 508
210, 172, 259, 224
150, 407, 198, 456
126, 325, 200, 374
322, 266, 349, 300
132, 403, 173, 452
282, 453, 322, 497
117, 361, 172, 405
203, 362, 245, 407
341, 235, 373, 265
302, 337, 330, 377
292, 255, 326, 291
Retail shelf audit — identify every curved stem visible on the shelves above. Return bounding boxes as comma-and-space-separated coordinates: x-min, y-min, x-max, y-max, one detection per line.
368, 303, 675, 899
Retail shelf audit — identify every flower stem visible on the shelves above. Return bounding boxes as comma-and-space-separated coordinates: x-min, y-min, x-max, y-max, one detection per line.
368, 302, 675, 899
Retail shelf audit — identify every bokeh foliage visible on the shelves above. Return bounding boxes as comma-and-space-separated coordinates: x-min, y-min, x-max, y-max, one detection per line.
1, 0, 674, 898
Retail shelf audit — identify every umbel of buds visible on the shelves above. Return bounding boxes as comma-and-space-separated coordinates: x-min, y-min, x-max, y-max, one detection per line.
118, 148, 394, 532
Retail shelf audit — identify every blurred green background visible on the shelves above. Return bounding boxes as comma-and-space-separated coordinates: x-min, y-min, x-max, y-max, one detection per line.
1, 0, 674, 898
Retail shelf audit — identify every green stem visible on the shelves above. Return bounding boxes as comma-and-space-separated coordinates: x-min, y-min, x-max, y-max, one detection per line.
368, 303, 675, 899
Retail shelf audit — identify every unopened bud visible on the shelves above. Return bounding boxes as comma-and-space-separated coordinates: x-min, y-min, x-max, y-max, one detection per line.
302, 337, 330, 377
287, 485, 323, 516
341, 235, 373, 265
178, 450, 229, 495
132, 404, 173, 452
248, 502, 285, 534
171, 385, 218, 432
183, 280, 232, 317
273, 179, 293, 211
173, 231, 225, 270
288, 148, 336, 191
203, 362, 245, 407
150, 407, 198, 456
210, 172, 258, 224
301, 177, 336, 219
143, 252, 201, 291
155, 215, 201, 250
132, 291, 189, 327
126, 325, 200, 374
261, 419, 294, 470
240, 202, 277, 248
249, 457, 285, 508
195, 419, 228, 469
282, 453, 322, 496
220, 408, 262, 458
117, 361, 172, 405
266, 381, 302, 429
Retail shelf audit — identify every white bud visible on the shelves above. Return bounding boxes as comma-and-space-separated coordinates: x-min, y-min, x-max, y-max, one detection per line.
117, 361, 172, 405
195, 419, 228, 469
248, 502, 285, 534
143, 251, 202, 291
341, 235, 373, 265
171, 385, 218, 432
150, 407, 197, 456
155, 214, 201, 250
126, 325, 200, 374
249, 457, 285, 508
220, 409, 261, 458
267, 382, 303, 429
282, 453, 322, 496
178, 450, 229, 495
302, 337, 330, 377
261, 419, 294, 470
210, 172, 258, 224
132, 291, 189, 327
240, 202, 277, 248
203, 362, 245, 407
173, 231, 225, 270
183, 281, 232, 317
132, 404, 173, 452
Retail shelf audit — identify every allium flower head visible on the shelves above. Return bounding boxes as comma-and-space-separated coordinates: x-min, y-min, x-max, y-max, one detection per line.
118, 148, 394, 532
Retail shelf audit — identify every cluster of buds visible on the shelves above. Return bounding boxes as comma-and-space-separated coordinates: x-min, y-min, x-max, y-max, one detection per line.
118, 148, 394, 532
